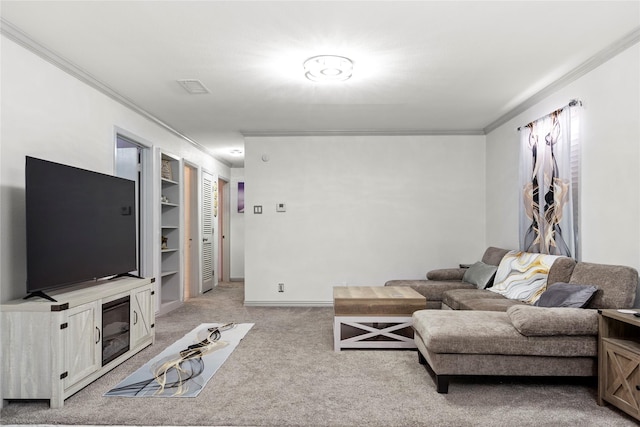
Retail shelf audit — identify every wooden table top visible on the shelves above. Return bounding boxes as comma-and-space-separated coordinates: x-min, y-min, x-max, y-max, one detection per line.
598, 309, 640, 327
333, 286, 426, 316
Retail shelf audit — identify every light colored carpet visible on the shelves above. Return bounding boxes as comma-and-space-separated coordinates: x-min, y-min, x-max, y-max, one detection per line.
1, 282, 637, 426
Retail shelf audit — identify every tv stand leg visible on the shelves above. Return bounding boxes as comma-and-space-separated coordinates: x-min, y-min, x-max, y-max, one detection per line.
109, 272, 143, 280
50, 395, 63, 409
24, 291, 57, 303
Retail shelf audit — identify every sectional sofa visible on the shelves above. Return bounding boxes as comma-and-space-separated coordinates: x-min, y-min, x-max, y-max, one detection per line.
385, 247, 639, 393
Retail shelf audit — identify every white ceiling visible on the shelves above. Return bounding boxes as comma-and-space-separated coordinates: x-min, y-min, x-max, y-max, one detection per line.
2, 1, 639, 167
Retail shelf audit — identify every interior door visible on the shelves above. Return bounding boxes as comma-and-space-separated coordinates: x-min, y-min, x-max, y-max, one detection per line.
183, 163, 199, 299
222, 180, 231, 282
202, 171, 215, 292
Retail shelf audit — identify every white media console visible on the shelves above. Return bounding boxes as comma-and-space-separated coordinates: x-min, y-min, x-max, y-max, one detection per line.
1, 276, 155, 408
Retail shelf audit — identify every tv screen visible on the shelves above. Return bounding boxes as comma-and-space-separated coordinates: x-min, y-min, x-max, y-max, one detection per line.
26, 156, 137, 295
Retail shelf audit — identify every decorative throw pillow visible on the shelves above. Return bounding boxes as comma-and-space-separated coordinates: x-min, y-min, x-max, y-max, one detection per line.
462, 261, 498, 289
534, 282, 598, 308
489, 251, 562, 304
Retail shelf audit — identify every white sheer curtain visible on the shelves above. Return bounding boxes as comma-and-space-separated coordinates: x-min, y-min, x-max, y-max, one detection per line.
519, 102, 581, 258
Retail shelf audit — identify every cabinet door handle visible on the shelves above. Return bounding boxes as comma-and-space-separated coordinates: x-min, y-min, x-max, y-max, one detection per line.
134, 311, 138, 325
95, 327, 101, 344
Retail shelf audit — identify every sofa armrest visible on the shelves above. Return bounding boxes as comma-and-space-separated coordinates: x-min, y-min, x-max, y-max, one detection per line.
507, 305, 599, 336
426, 268, 466, 281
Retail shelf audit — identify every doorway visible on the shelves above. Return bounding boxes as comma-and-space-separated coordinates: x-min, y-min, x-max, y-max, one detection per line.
218, 178, 231, 283
183, 162, 200, 300
114, 134, 152, 279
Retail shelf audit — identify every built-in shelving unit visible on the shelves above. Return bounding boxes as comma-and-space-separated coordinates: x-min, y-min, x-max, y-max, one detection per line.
159, 150, 183, 315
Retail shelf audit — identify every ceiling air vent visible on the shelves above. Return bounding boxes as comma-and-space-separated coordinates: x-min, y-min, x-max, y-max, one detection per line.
177, 79, 210, 94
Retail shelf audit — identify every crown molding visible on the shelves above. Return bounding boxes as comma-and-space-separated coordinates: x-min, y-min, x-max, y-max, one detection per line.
484, 26, 640, 134
0, 18, 229, 166
241, 129, 485, 137
3, 17, 638, 147
243, 27, 640, 138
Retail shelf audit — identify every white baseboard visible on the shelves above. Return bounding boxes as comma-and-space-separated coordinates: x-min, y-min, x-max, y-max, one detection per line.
244, 300, 333, 307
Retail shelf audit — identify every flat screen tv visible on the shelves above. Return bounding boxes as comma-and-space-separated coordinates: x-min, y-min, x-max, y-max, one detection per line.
25, 156, 137, 300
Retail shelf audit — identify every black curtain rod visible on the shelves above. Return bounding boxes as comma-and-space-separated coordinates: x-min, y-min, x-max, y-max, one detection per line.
517, 99, 582, 131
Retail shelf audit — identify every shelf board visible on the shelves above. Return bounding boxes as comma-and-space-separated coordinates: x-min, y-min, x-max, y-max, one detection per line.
161, 202, 179, 208
161, 248, 179, 253
161, 270, 179, 277
161, 225, 179, 229
161, 177, 179, 185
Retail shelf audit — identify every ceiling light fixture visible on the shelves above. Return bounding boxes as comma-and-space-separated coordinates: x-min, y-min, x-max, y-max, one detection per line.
303, 55, 353, 82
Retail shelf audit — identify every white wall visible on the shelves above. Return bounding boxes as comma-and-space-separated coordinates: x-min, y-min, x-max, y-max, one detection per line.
244, 135, 486, 304
229, 168, 245, 280
0, 36, 230, 303
486, 43, 640, 306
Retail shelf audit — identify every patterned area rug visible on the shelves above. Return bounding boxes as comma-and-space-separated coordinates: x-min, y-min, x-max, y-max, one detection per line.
105, 322, 253, 398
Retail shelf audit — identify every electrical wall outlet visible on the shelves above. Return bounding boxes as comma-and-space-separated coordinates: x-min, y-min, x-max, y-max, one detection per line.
278, 283, 284, 292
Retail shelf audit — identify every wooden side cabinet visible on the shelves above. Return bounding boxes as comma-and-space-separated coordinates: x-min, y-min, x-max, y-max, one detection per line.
598, 309, 640, 421
1, 277, 155, 408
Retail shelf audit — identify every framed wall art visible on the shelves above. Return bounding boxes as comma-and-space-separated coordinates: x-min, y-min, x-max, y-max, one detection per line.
238, 182, 245, 213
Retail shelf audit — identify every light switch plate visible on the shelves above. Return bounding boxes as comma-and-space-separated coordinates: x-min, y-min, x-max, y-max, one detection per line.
276, 203, 286, 212
253, 205, 263, 214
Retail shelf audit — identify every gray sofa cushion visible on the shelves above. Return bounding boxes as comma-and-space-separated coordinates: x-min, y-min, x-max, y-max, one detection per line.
442, 288, 504, 310
507, 305, 599, 336
412, 309, 596, 357
425, 247, 509, 281
460, 298, 525, 311
481, 247, 511, 266
384, 280, 475, 308
547, 257, 577, 286
426, 268, 466, 281
535, 282, 598, 308
462, 261, 498, 289
569, 262, 639, 309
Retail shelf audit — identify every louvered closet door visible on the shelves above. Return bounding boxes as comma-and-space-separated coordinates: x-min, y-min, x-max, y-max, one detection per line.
202, 171, 214, 292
